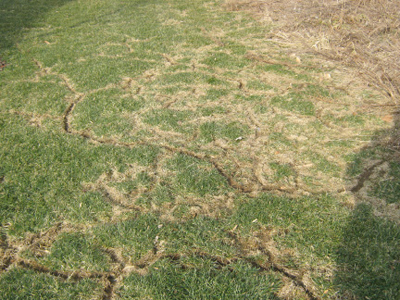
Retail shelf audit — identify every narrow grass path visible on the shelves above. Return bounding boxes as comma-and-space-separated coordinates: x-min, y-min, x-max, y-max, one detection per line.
1, 0, 399, 299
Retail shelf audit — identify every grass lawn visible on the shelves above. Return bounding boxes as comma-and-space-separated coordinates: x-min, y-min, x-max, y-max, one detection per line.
1, 0, 399, 299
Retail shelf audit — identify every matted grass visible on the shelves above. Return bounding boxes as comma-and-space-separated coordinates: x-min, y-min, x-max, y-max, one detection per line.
1, 0, 399, 299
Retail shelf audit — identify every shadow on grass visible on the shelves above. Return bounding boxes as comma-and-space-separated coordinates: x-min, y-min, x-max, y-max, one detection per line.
335, 113, 400, 299
0, 0, 73, 54
335, 204, 400, 299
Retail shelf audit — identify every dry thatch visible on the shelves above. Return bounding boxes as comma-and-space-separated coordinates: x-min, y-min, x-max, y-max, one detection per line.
225, 0, 400, 149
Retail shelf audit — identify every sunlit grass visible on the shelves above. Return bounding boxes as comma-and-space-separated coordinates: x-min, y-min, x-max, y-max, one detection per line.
0, 0, 397, 299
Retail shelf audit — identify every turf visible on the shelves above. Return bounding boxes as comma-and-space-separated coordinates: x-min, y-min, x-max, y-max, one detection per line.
1, 0, 399, 299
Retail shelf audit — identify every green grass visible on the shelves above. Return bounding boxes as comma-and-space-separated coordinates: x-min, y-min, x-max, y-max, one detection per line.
39, 232, 112, 272
270, 94, 316, 116
201, 52, 250, 69
199, 121, 250, 142
92, 214, 161, 261
119, 259, 281, 300
269, 162, 296, 182
372, 161, 400, 204
143, 109, 195, 134
166, 153, 228, 196
0, 0, 398, 299
0, 81, 69, 115
231, 194, 348, 256
335, 204, 400, 299
0, 268, 101, 300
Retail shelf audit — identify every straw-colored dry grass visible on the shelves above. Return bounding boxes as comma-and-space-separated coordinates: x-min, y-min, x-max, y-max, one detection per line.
225, 0, 400, 107
225, 0, 400, 214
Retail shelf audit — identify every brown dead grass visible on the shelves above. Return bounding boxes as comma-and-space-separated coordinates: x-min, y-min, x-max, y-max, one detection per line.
224, 0, 400, 221
225, 0, 400, 106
